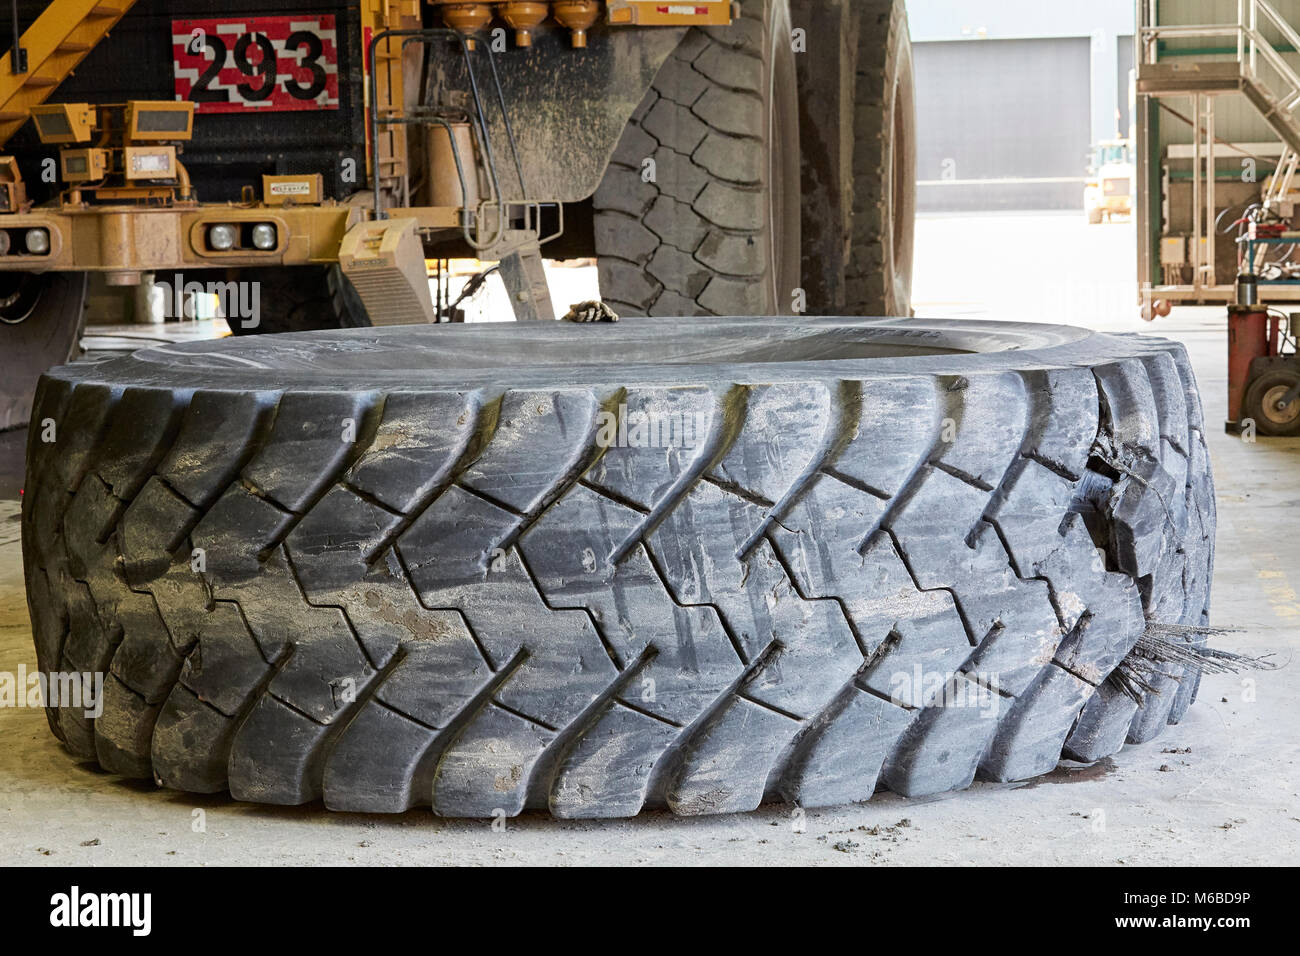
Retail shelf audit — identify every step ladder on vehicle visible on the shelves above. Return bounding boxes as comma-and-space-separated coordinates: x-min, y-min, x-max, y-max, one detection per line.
0, 1, 140, 147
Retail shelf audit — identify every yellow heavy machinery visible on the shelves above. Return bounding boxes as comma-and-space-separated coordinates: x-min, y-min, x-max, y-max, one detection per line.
1084, 139, 1134, 225
0, 0, 917, 428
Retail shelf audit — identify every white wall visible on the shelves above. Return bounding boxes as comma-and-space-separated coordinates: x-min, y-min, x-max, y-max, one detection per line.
907, 0, 1136, 148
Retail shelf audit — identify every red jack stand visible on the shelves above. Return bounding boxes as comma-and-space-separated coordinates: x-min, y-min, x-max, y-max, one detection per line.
1225, 303, 1276, 433
1226, 281, 1300, 436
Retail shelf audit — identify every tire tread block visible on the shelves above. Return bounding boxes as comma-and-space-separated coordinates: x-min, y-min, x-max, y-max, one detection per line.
1063, 679, 1138, 762
432, 703, 555, 817
550, 702, 680, 818
881, 676, 1002, 798
980, 665, 1093, 782
781, 688, 913, 807
666, 696, 796, 815
323, 704, 437, 813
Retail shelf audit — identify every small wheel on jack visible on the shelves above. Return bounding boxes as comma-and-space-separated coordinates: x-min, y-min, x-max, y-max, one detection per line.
1243, 367, 1300, 436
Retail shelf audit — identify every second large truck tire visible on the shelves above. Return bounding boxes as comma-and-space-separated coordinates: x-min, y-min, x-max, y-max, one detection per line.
843, 0, 916, 316
794, 0, 916, 316
593, 0, 801, 317
227, 265, 369, 336
23, 318, 1214, 818
0, 271, 86, 432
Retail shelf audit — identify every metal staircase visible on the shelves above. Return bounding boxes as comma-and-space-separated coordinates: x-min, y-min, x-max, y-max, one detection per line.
0, 0, 139, 147
1139, 0, 1300, 153
1138, 0, 1300, 295
1263, 147, 1300, 210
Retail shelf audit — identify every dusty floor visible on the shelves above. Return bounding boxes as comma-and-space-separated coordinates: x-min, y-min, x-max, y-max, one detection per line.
0, 212, 1296, 866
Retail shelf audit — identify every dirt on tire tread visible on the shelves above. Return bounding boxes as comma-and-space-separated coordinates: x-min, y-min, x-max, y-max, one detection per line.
21, 318, 1215, 818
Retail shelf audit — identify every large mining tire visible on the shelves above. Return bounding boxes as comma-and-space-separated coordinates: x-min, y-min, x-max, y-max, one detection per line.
0, 271, 87, 432
227, 265, 368, 335
592, 0, 801, 316
795, 0, 915, 316
846, 0, 915, 316
23, 318, 1215, 817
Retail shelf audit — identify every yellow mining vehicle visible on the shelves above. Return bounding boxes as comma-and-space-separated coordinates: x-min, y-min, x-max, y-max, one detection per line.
0, 0, 916, 428
1084, 139, 1134, 224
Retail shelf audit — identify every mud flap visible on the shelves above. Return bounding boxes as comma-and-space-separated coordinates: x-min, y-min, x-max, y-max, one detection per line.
498, 241, 556, 322
337, 218, 434, 326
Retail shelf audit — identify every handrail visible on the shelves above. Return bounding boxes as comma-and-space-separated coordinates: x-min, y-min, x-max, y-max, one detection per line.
1253, 33, 1300, 98
367, 27, 508, 251
1240, 0, 1247, 65
1138, 25, 1240, 40
1138, 0, 1300, 131
1256, 0, 1300, 65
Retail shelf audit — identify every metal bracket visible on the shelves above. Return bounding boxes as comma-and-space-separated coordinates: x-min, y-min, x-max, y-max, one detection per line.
9, 1, 26, 74
497, 240, 555, 322
1278, 377, 1300, 409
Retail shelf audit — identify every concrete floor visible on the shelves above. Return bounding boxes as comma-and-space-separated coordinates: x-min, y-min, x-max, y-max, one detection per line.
1, 212, 1296, 866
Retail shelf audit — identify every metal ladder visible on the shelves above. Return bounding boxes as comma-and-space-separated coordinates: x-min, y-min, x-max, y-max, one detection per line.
363, 27, 560, 322
1138, 0, 1300, 292
0, 0, 139, 147
1140, 0, 1300, 153
1263, 148, 1299, 212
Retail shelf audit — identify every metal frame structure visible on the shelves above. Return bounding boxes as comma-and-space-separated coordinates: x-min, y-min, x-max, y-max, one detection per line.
1137, 0, 1300, 302
365, 26, 562, 257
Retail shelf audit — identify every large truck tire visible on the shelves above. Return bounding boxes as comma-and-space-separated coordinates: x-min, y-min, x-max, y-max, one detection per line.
795, 0, 915, 316
22, 318, 1215, 817
0, 271, 87, 432
592, 0, 801, 317
227, 265, 368, 335
845, 0, 915, 316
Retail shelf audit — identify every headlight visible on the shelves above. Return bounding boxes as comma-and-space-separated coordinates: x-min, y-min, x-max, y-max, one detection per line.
208, 224, 237, 251
128, 150, 173, 177
251, 223, 277, 250
25, 228, 49, 254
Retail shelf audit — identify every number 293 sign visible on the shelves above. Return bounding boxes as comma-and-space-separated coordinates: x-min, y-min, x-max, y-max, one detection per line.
173, 16, 340, 113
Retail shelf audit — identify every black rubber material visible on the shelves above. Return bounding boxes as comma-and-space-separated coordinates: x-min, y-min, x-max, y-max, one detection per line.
22, 317, 1215, 817
593, 0, 801, 317
227, 265, 368, 336
1242, 367, 1300, 436
0, 271, 86, 432
843, 0, 915, 316
796, 0, 908, 317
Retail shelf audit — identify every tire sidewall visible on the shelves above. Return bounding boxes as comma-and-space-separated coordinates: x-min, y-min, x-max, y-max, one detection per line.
884, 24, 916, 317
230, 265, 370, 335
765, 0, 802, 314
0, 271, 86, 431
